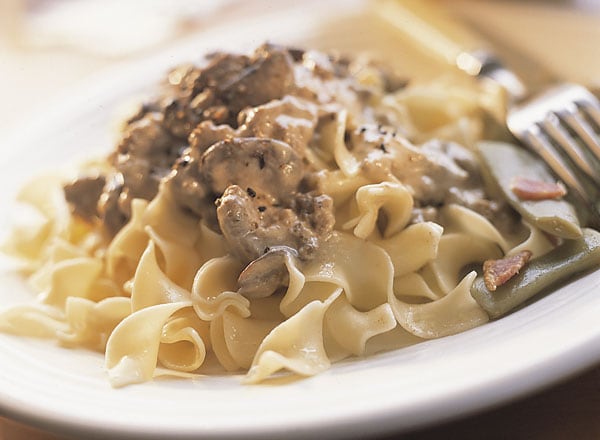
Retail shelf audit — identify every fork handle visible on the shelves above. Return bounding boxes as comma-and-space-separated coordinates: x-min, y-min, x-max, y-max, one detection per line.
374, 0, 527, 101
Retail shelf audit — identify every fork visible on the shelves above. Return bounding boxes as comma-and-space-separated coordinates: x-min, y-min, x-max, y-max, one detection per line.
507, 85, 600, 208
374, 0, 600, 225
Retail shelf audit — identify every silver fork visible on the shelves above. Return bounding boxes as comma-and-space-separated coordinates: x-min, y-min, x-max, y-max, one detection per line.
507, 84, 600, 213
375, 0, 600, 225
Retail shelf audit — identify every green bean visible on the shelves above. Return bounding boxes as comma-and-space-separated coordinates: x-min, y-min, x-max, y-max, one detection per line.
471, 228, 600, 318
478, 141, 582, 239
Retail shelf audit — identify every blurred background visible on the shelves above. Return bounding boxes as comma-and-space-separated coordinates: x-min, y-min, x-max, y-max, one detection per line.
1, 0, 599, 141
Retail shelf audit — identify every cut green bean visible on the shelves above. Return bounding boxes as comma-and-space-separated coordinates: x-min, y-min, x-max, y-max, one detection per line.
471, 228, 600, 318
478, 141, 582, 239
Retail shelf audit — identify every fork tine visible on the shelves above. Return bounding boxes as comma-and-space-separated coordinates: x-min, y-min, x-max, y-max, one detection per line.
558, 107, 600, 163
542, 112, 600, 186
580, 101, 600, 129
523, 125, 591, 205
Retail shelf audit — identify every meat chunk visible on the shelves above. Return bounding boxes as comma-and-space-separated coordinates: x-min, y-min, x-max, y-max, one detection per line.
218, 46, 295, 115
195, 53, 251, 91
64, 44, 422, 265
351, 128, 512, 226
216, 185, 333, 264
292, 192, 335, 236
117, 113, 176, 162
166, 129, 334, 270
510, 177, 567, 201
187, 121, 236, 157
159, 47, 293, 131
238, 96, 318, 155
98, 174, 127, 236
160, 61, 228, 136
63, 175, 106, 220
162, 97, 204, 139
483, 250, 533, 291
200, 137, 303, 198
394, 139, 474, 204
167, 137, 305, 229
113, 159, 158, 213
102, 113, 182, 230
66, 45, 341, 236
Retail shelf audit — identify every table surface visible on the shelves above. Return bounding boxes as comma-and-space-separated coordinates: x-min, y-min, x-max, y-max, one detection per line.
0, 1, 599, 439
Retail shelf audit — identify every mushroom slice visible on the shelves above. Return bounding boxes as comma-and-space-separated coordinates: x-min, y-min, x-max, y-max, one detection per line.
238, 246, 299, 299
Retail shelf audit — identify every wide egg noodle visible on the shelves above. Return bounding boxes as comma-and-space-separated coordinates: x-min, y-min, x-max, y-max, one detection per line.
364, 325, 426, 356
383, 76, 490, 144
423, 232, 503, 294
105, 301, 192, 387
323, 294, 396, 357
16, 174, 67, 219
86, 276, 125, 303
283, 276, 397, 364
143, 184, 201, 245
441, 204, 556, 259
157, 309, 209, 373
191, 255, 250, 321
269, 249, 306, 317
508, 221, 555, 258
2, 175, 70, 269
108, 236, 212, 381
130, 240, 190, 311
1, 214, 53, 268
291, 232, 394, 312
243, 291, 340, 384
28, 238, 89, 293
145, 226, 202, 291
440, 204, 511, 253
343, 182, 413, 239
393, 272, 442, 302
247, 295, 285, 321
221, 311, 281, 369
331, 110, 361, 177
193, 222, 229, 273
59, 296, 131, 350
209, 315, 241, 372
281, 280, 334, 318
0, 303, 68, 339
248, 238, 400, 377
318, 169, 370, 207
0, 295, 131, 352
143, 185, 229, 275
0, 223, 125, 345
375, 221, 443, 278
389, 271, 489, 339
38, 257, 103, 308
18, 173, 105, 257
106, 199, 149, 286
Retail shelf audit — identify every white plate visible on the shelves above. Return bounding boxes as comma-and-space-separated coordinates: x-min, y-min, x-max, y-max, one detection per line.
1, 2, 600, 439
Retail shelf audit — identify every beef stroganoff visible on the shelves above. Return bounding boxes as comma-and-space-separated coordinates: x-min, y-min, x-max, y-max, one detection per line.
2, 44, 599, 386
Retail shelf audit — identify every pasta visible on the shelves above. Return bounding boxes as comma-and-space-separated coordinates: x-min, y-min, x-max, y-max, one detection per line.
1, 43, 596, 387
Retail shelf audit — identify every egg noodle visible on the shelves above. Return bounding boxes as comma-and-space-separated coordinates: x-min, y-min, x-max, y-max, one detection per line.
0, 46, 556, 387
